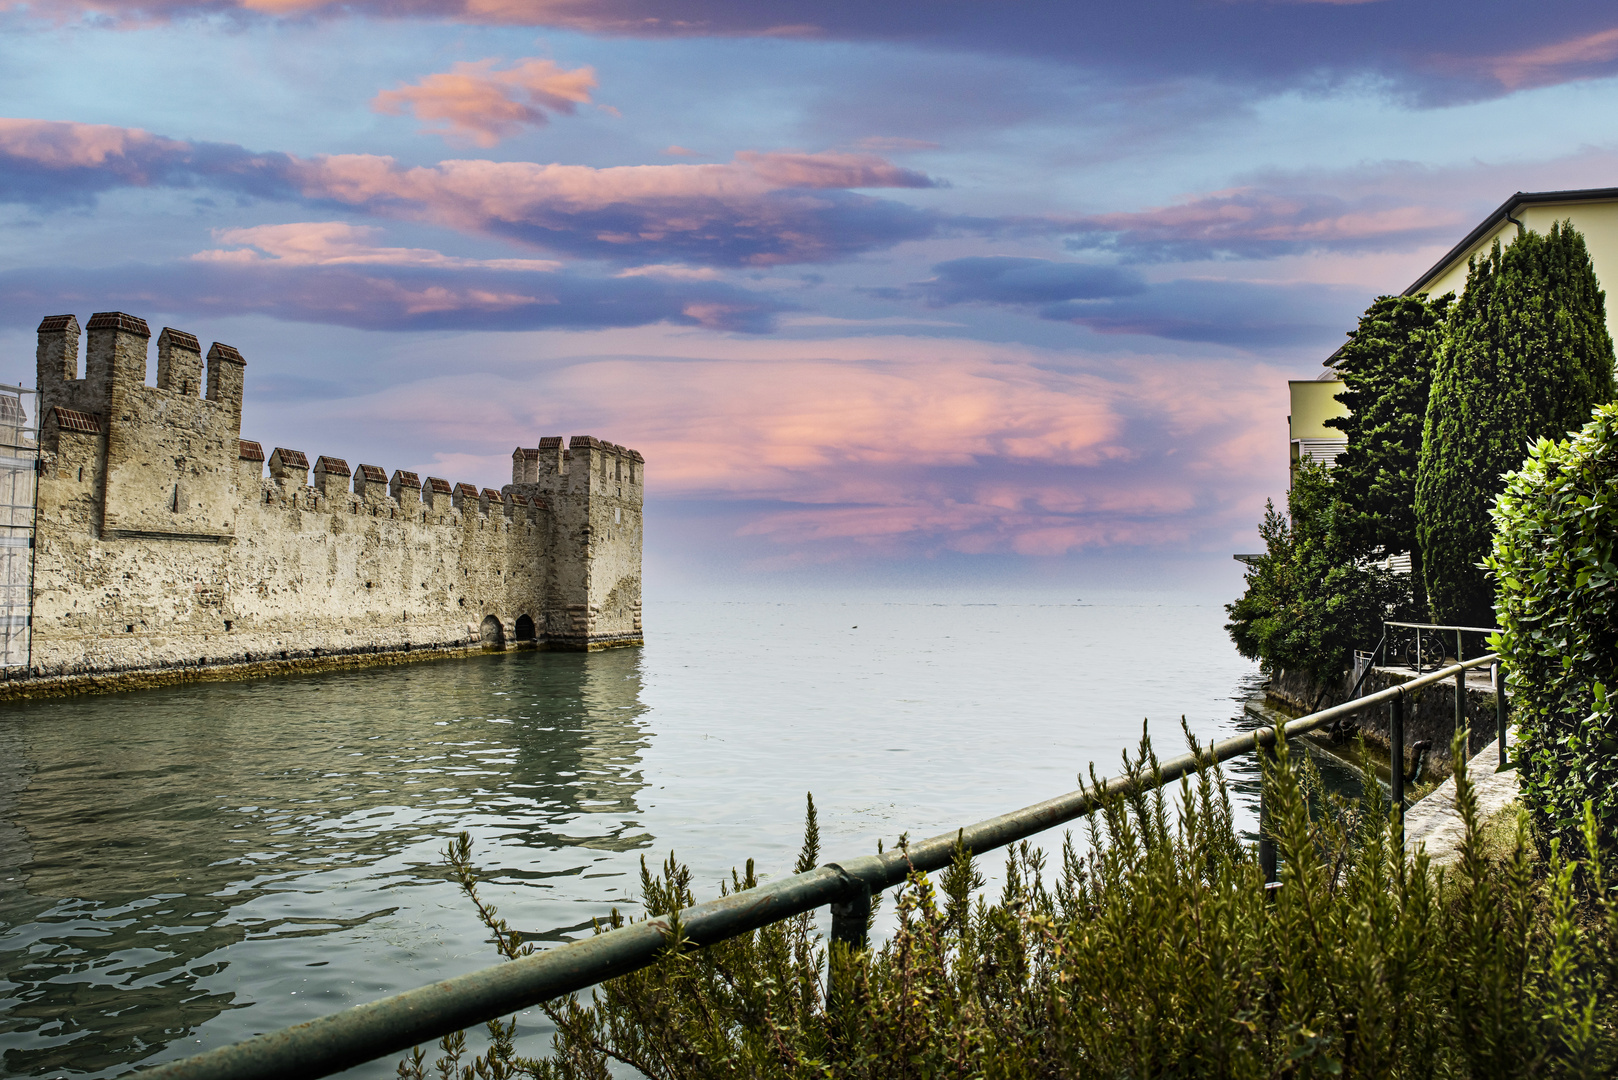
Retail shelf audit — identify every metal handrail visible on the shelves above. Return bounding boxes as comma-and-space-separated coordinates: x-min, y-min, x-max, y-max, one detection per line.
1348, 632, 1386, 699
132, 654, 1502, 1080
1384, 620, 1503, 675
1383, 620, 1501, 635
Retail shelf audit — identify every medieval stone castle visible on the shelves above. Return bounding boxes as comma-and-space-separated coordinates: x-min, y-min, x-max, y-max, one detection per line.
13, 310, 642, 693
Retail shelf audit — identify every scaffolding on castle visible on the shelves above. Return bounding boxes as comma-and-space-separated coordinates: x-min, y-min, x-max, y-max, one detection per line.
0, 385, 38, 668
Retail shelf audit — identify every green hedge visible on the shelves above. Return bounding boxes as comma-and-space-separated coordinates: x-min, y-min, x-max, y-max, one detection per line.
1490, 403, 1618, 856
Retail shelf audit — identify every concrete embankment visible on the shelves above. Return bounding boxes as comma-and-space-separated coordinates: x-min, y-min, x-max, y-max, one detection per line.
1265, 665, 1504, 770
1246, 686, 1521, 869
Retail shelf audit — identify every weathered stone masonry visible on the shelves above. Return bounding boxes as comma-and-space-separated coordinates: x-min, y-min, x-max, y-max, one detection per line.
14, 311, 642, 694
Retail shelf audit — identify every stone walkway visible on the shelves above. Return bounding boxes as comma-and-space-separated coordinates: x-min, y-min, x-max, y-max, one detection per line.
1403, 738, 1520, 866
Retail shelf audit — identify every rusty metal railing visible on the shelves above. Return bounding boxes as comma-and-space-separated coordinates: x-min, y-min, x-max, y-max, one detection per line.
1382, 621, 1509, 766
132, 653, 1504, 1080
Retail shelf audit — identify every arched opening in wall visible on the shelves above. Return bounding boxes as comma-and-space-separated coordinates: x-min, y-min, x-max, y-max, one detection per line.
515, 614, 536, 642
480, 614, 505, 647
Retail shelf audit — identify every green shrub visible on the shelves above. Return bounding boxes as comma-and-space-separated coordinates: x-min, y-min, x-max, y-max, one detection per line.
1489, 403, 1618, 859
408, 731, 1618, 1079
1225, 462, 1412, 686
1326, 292, 1451, 585
1417, 221, 1615, 626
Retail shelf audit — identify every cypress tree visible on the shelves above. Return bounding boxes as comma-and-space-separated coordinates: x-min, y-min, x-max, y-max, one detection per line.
1415, 220, 1615, 626
1325, 293, 1451, 589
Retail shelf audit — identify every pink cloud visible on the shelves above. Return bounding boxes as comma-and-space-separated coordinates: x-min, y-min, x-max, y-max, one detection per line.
194, 221, 562, 270
296, 330, 1287, 562
280, 147, 938, 263
373, 58, 597, 147
0, 117, 169, 165
1453, 27, 1618, 91
277, 149, 931, 217
615, 263, 722, 279
0, 118, 943, 264
0, 118, 189, 178
1063, 186, 1469, 261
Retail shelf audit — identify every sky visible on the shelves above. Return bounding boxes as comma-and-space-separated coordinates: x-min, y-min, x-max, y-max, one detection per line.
3, 1, 1618, 597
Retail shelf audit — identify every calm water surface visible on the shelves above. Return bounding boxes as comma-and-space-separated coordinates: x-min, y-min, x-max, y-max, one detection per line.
1, 595, 1264, 1077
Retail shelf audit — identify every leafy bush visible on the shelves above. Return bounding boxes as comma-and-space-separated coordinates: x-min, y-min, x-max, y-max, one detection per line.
1417, 221, 1615, 626
407, 731, 1618, 1079
1225, 461, 1412, 685
1490, 403, 1618, 859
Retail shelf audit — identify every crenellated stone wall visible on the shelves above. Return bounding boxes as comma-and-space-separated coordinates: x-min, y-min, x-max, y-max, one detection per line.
11, 310, 643, 696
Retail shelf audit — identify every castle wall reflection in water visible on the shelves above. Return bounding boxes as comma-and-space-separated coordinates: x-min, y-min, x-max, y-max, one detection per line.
0, 649, 651, 1077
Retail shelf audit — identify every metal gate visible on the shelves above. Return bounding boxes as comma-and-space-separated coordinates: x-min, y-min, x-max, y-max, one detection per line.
0, 385, 39, 669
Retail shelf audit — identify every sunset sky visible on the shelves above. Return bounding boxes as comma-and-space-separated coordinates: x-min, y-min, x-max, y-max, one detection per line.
3, 1, 1617, 595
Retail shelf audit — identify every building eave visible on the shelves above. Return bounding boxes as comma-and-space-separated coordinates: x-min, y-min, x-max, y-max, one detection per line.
1402, 186, 1618, 298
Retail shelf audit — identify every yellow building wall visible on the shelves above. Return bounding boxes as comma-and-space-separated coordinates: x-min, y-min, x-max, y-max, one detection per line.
1415, 200, 1618, 346
1288, 379, 1348, 440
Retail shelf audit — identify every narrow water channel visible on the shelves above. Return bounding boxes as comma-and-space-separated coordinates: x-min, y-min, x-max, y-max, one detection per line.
2, 594, 1262, 1077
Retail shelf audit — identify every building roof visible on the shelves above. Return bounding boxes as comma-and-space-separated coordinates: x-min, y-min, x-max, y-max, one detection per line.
159, 327, 201, 353
357, 464, 387, 484
392, 469, 420, 486
314, 455, 350, 476
207, 342, 246, 365
87, 311, 151, 337
238, 439, 265, 461
270, 447, 309, 469
1404, 187, 1618, 297
426, 476, 452, 494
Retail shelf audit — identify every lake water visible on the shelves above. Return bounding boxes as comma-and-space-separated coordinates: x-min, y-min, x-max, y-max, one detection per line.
1, 594, 1264, 1077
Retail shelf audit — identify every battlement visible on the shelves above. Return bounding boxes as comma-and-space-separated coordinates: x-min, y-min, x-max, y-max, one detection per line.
36, 313, 246, 429
19, 307, 644, 684
511, 434, 643, 493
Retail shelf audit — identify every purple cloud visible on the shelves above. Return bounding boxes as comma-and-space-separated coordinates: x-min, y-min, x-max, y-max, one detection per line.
0, 259, 788, 333
919, 257, 1146, 306
1042, 279, 1358, 348
16, 1, 1618, 102
1060, 187, 1464, 263
0, 120, 946, 266
915, 256, 1359, 347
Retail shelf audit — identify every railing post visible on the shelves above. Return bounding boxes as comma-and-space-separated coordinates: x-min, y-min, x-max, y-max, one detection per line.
827, 875, 871, 1014
1390, 689, 1405, 850
1456, 637, 1469, 757
1455, 630, 1467, 755
1258, 730, 1278, 886
1496, 662, 1509, 769
829, 880, 871, 951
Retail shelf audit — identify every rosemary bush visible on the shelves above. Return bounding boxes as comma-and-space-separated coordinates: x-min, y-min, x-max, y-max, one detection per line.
404, 730, 1618, 1079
